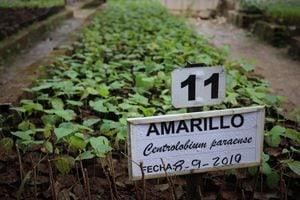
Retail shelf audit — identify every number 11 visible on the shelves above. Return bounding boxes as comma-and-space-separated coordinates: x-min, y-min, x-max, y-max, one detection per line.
181, 73, 219, 101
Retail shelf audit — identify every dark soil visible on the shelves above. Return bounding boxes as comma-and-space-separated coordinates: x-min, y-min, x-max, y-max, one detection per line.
0, 6, 63, 41
0, 132, 299, 200
82, 0, 106, 9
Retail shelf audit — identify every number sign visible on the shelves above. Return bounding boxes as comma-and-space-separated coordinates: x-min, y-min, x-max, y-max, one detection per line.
127, 106, 265, 180
172, 66, 226, 108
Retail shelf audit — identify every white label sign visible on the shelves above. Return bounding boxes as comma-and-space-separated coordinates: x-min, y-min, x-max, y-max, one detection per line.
127, 106, 265, 180
172, 66, 226, 108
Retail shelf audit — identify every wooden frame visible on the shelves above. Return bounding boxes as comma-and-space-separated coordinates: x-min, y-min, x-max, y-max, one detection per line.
127, 106, 265, 181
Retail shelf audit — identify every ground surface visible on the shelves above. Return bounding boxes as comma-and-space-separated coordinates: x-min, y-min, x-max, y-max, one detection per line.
0, 6, 63, 41
0, 1, 99, 104
0, 7, 299, 200
192, 17, 300, 114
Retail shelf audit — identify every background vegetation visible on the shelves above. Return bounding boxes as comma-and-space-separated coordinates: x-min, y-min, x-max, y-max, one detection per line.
0, 0, 299, 198
238, 0, 300, 24
0, 0, 64, 8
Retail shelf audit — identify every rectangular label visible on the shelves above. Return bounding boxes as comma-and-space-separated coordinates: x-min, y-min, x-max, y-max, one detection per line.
127, 106, 265, 180
171, 66, 226, 108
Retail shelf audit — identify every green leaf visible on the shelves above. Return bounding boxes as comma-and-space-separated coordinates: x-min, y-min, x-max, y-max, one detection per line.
54, 123, 77, 140
10, 107, 26, 113
68, 135, 87, 150
11, 130, 34, 141
248, 166, 258, 176
83, 118, 100, 127
117, 127, 127, 140
21, 100, 43, 112
291, 146, 300, 154
239, 61, 255, 72
282, 148, 290, 154
43, 124, 53, 138
18, 120, 36, 131
110, 81, 124, 90
64, 70, 78, 79
44, 141, 53, 154
284, 128, 300, 143
66, 100, 83, 107
289, 107, 300, 125
41, 114, 60, 125
261, 161, 272, 175
261, 153, 272, 175
0, 137, 14, 154
138, 106, 156, 116
52, 109, 76, 121
135, 73, 155, 91
87, 87, 99, 95
287, 160, 300, 176
89, 100, 108, 113
265, 125, 285, 147
106, 103, 118, 113
29, 82, 54, 92
89, 136, 112, 157
75, 151, 95, 161
224, 92, 239, 105
51, 98, 64, 110
266, 170, 279, 189
55, 156, 74, 175
100, 119, 121, 135
129, 93, 149, 106
97, 84, 110, 98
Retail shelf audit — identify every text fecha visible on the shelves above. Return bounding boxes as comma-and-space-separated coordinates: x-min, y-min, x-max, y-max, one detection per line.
146, 114, 244, 136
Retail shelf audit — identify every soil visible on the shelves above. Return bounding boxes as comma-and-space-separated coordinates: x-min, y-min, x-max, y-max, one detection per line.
0, 1, 99, 105
0, 148, 298, 200
0, 6, 300, 200
192, 17, 300, 115
0, 6, 63, 41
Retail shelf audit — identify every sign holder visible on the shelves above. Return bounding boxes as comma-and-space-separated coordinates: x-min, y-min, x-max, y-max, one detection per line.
184, 62, 204, 200
127, 62, 265, 200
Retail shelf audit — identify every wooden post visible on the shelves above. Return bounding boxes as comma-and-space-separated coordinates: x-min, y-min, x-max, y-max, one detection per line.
185, 62, 204, 200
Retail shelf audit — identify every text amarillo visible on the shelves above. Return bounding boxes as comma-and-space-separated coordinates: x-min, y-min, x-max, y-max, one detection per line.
146, 114, 244, 136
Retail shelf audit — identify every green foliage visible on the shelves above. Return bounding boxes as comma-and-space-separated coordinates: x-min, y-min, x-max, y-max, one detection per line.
54, 123, 77, 141
0, 0, 64, 8
289, 107, 300, 125
265, 3, 300, 25
68, 135, 87, 151
261, 153, 279, 189
238, 0, 300, 25
265, 125, 285, 147
0, 0, 298, 186
0, 137, 14, 154
286, 160, 300, 176
89, 136, 112, 157
76, 150, 95, 161
54, 156, 74, 175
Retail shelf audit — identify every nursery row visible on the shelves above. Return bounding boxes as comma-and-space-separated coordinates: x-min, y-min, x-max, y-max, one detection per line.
0, 0, 299, 199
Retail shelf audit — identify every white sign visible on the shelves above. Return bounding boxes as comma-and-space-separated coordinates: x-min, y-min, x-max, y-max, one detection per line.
171, 66, 226, 108
127, 106, 265, 180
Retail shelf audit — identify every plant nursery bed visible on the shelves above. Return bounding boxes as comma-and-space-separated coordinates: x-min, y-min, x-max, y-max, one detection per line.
0, 6, 64, 41
252, 20, 291, 47
288, 36, 300, 60
0, 1, 299, 199
228, 10, 262, 29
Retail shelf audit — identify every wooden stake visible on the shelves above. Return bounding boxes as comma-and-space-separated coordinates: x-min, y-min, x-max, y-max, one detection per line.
48, 159, 56, 200
161, 158, 177, 200
184, 62, 204, 200
84, 168, 92, 200
16, 144, 24, 180
138, 162, 146, 200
